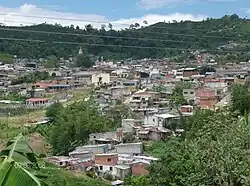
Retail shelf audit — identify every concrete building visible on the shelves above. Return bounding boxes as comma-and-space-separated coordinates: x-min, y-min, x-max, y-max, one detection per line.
94, 153, 118, 174
69, 150, 93, 160
183, 88, 195, 103
75, 144, 109, 154
131, 160, 150, 176
121, 119, 143, 133
115, 143, 143, 156
25, 98, 51, 109
72, 71, 110, 87
144, 113, 179, 128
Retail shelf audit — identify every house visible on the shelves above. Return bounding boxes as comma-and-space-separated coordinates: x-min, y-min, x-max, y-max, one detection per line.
131, 160, 150, 176
89, 132, 122, 149
47, 84, 71, 92
111, 69, 129, 78
75, 144, 109, 154
180, 105, 194, 116
175, 68, 199, 80
183, 88, 195, 103
115, 143, 143, 156
46, 156, 79, 168
138, 127, 171, 141
25, 98, 51, 109
114, 165, 131, 179
129, 91, 160, 110
195, 87, 217, 109
69, 150, 93, 160
94, 153, 118, 174
121, 119, 143, 133
72, 71, 110, 87
204, 78, 228, 97
144, 113, 179, 128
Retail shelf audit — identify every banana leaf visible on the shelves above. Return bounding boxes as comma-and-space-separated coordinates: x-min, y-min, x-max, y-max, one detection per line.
0, 157, 47, 186
0, 133, 38, 166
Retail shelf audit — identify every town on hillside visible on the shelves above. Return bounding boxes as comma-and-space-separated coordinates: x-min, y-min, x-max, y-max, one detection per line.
1, 45, 249, 185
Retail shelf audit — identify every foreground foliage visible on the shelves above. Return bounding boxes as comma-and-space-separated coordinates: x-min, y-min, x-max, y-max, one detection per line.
138, 108, 250, 186
0, 134, 47, 186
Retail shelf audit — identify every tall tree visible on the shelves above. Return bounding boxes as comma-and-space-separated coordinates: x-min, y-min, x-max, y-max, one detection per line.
231, 83, 250, 115
75, 54, 94, 68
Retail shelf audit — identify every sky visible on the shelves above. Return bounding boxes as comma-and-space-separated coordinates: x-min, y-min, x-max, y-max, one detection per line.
0, 0, 249, 29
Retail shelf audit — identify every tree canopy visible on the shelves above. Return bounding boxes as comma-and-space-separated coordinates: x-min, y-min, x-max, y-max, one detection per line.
75, 54, 94, 68
133, 108, 250, 186
48, 98, 117, 155
0, 15, 250, 60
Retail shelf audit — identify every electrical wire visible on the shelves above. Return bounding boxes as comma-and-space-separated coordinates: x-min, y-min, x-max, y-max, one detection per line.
0, 12, 242, 36
0, 36, 245, 53
0, 20, 238, 40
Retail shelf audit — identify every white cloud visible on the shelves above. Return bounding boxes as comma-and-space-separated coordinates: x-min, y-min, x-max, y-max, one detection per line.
0, 3, 207, 30
138, 0, 236, 10
245, 8, 250, 13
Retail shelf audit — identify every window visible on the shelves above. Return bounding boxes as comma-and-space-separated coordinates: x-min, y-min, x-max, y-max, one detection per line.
190, 92, 194, 94
153, 118, 155, 122
109, 167, 113, 171
184, 92, 188, 94
107, 158, 111, 162
99, 166, 103, 171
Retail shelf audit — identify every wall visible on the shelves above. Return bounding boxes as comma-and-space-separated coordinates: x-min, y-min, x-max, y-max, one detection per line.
92, 73, 110, 86
183, 88, 195, 101
198, 98, 216, 109
94, 154, 118, 166
115, 143, 142, 155
76, 145, 108, 154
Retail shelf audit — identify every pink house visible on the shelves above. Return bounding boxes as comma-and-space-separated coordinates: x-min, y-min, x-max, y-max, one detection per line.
195, 88, 217, 109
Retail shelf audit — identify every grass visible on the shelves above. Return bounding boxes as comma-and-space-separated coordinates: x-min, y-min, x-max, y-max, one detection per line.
0, 88, 90, 152
0, 109, 46, 128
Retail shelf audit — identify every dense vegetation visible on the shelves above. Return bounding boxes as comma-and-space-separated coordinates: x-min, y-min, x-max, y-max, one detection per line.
1, 14, 250, 60
46, 95, 129, 155
11, 71, 53, 85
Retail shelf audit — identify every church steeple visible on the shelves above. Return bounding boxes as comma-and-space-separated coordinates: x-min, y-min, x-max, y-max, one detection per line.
78, 47, 83, 55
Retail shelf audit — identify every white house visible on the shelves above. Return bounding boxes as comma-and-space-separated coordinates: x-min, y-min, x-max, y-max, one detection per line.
144, 113, 179, 128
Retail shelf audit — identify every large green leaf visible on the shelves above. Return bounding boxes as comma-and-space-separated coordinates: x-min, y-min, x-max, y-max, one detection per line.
0, 133, 37, 165
0, 157, 47, 186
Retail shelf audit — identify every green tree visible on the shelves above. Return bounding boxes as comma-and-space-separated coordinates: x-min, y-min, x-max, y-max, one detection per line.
199, 66, 216, 75
48, 99, 116, 155
145, 109, 250, 186
75, 54, 94, 68
230, 83, 250, 115
124, 175, 150, 186
45, 102, 64, 122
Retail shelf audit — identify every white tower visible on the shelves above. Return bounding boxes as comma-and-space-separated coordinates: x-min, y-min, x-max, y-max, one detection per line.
78, 47, 83, 55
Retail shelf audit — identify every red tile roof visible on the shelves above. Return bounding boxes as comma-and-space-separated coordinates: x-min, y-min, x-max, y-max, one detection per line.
26, 98, 49, 102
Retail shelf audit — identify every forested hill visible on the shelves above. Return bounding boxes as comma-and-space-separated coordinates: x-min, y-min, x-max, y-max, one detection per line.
0, 14, 250, 60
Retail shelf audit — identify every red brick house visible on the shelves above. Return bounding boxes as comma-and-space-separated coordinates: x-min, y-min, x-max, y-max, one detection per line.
195, 88, 217, 109
131, 160, 150, 176
94, 153, 118, 173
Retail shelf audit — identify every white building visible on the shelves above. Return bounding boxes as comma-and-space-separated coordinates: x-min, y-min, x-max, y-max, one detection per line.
144, 113, 179, 128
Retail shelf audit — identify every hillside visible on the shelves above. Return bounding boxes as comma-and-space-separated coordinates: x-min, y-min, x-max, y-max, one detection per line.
0, 14, 250, 60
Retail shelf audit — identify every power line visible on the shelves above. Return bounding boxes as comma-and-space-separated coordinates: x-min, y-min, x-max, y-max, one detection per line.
0, 12, 240, 35
0, 27, 196, 44
0, 21, 237, 40
0, 36, 245, 53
